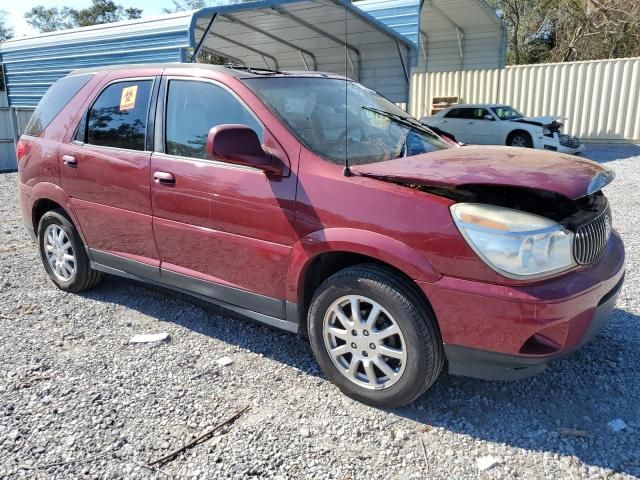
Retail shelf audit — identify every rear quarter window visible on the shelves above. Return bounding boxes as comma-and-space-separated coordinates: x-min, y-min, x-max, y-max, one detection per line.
24, 74, 94, 136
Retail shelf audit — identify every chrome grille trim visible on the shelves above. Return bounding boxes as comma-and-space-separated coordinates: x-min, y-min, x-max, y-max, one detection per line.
573, 207, 612, 265
559, 134, 581, 148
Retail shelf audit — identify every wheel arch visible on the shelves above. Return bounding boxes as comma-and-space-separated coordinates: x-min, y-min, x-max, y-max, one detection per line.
286, 228, 441, 332
30, 182, 85, 242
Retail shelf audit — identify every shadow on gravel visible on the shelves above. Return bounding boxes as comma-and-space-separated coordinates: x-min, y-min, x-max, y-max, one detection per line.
582, 143, 640, 163
82, 277, 639, 477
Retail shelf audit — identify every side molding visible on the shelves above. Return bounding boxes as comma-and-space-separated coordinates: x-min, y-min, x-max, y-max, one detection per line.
89, 249, 299, 333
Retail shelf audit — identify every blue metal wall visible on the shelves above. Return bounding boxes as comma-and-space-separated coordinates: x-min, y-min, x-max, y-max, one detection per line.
0, 17, 191, 108
354, 0, 419, 45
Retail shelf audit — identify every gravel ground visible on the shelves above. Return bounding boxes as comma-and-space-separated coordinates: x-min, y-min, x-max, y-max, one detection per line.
1, 143, 639, 479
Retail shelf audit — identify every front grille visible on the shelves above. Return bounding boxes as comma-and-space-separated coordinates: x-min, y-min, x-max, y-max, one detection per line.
559, 134, 580, 148
573, 208, 612, 265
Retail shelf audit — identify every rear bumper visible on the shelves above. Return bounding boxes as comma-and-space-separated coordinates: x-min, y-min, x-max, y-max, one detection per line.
419, 232, 625, 380
19, 184, 36, 241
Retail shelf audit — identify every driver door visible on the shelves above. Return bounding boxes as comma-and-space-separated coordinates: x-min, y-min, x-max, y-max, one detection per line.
463, 108, 501, 145
150, 77, 298, 316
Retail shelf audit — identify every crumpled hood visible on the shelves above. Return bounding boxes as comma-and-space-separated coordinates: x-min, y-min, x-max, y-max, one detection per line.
514, 115, 564, 127
353, 146, 614, 200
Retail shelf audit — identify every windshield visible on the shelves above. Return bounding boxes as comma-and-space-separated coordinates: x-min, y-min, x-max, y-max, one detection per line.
243, 77, 451, 165
492, 106, 524, 121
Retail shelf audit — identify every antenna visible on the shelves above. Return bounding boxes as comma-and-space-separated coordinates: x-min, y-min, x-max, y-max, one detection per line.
343, 2, 352, 177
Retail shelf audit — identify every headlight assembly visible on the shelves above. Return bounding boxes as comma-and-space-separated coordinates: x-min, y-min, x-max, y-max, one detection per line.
451, 203, 575, 278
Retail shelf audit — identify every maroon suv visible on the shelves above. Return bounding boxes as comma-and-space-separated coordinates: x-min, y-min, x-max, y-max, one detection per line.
17, 64, 625, 407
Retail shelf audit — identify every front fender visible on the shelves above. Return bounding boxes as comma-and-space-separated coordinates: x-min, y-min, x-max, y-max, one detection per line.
285, 227, 441, 303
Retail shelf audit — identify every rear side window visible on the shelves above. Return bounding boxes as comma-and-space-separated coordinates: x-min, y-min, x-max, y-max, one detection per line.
24, 74, 94, 136
165, 80, 262, 159
445, 108, 489, 120
85, 80, 153, 151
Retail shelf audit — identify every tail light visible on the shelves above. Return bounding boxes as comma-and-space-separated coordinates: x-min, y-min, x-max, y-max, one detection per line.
16, 138, 26, 161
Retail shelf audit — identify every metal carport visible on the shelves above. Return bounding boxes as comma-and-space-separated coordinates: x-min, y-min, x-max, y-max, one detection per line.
0, 0, 414, 110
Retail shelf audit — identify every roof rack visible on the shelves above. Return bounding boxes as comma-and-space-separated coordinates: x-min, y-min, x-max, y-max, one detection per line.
225, 64, 284, 75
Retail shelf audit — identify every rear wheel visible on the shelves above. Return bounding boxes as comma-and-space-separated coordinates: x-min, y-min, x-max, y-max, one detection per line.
307, 264, 443, 407
38, 209, 102, 292
508, 131, 533, 148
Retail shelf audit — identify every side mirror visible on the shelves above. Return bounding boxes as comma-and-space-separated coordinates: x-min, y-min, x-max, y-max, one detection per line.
483, 114, 495, 121
206, 124, 281, 175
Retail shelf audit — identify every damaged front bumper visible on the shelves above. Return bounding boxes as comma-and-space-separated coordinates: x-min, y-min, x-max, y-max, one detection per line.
539, 133, 585, 154
418, 231, 625, 381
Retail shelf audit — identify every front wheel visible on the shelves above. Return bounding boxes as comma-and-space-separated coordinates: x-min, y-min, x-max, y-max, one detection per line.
307, 264, 443, 407
508, 131, 533, 148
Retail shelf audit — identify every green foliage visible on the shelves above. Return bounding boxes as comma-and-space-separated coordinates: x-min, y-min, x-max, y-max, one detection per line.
0, 10, 13, 42
163, 0, 209, 14
489, 0, 640, 64
25, 0, 143, 33
0, 10, 13, 91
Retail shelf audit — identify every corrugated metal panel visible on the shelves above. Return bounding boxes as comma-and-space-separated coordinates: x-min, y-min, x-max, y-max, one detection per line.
409, 57, 640, 141
356, 0, 506, 72
0, 12, 192, 108
0, 90, 15, 171
355, 0, 419, 45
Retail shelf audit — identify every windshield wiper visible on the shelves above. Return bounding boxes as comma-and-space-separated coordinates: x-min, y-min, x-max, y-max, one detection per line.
362, 106, 439, 138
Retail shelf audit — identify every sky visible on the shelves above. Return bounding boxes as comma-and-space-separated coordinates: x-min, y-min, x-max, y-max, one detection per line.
3, 0, 174, 38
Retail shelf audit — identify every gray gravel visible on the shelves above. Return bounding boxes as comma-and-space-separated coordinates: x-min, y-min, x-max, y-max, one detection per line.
1, 143, 639, 479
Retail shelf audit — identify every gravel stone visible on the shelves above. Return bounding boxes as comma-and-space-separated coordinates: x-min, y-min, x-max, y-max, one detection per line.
0, 143, 639, 479
607, 419, 628, 433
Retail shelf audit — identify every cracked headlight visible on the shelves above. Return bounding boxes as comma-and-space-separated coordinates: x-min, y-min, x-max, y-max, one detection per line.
451, 203, 575, 278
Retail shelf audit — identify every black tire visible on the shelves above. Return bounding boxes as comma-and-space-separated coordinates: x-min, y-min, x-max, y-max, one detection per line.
307, 264, 443, 408
508, 131, 533, 148
37, 209, 102, 292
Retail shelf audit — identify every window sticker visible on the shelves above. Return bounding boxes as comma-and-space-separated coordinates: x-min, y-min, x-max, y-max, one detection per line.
119, 85, 138, 111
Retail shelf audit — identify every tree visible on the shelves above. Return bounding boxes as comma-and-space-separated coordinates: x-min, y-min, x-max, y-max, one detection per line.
0, 10, 13, 42
0, 10, 13, 91
25, 0, 143, 33
72, 0, 141, 27
488, 0, 555, 64
549, 0, 640, 62
489, 0, 640, 64
163, 0, 208, 14
25, 6, 76, 33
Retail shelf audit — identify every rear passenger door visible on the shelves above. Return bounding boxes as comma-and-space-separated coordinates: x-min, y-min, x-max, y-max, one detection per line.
60, 74, 161, 266
150, 77, 298, 318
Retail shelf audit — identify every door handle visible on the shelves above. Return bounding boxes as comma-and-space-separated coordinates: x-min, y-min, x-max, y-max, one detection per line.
62, 155, 77, 167
465, 121, 475, 125
439, 120, 447, 123
153, 171, 175, 185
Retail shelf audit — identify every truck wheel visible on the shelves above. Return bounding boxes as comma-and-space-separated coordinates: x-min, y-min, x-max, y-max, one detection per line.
508, 131, 533, 148
307, 264, 443, 407
37, 209, 102, 292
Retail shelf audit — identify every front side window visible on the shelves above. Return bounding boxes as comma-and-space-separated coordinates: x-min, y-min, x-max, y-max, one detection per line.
492, 106, 524, 121
165, 80, 263, 159
86, 80, 153, 151
243, 77, 450, 166
25, 74, 94, 136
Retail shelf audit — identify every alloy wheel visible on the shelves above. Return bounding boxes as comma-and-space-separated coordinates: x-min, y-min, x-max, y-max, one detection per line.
44, 224, 76, 282
322, 295, 407, 390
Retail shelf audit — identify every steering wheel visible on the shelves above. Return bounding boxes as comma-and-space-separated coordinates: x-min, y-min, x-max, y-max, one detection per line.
332, 125, 367, 147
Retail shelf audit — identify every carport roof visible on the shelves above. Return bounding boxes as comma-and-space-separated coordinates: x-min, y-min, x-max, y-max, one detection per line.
0, 0, 415, 108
